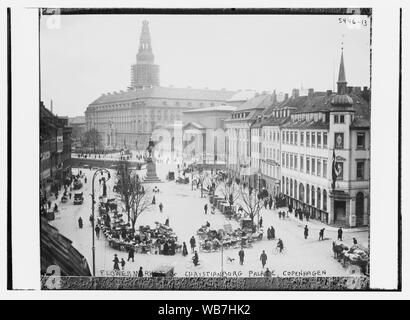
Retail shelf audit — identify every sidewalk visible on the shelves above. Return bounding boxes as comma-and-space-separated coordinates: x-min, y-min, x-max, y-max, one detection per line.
273, 206, 369, 233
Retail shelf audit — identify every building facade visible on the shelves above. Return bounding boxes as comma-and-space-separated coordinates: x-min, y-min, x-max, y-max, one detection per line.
85, 21, 236, 150
40, 101, 72, 198
259, 51, 370, 227
225, 93, 276, 185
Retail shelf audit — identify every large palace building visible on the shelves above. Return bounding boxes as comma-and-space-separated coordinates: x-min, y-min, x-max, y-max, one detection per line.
85, 21, 236, 149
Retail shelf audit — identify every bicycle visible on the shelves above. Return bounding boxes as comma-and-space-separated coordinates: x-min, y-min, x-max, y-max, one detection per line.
273, 246, 287, 255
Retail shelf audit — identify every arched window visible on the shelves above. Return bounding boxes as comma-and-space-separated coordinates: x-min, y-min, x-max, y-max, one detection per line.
306, 184, 310, 204
323, 189, 327, 211
317, 187, 321, 209
311, 186, 315, 207
299, 183, 304, 202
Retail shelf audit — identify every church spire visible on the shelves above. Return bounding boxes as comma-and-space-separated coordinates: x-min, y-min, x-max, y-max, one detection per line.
136, 20, 155, 64
131, 20, 160, 88
139, 20, 152, 53
337, 44, 347, 94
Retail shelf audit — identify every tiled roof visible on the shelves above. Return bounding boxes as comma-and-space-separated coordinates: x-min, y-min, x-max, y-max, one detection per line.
183, 105, 237, 113
259, 91, 370, 129
89, 87, 237, 105
235, 94, 275, 111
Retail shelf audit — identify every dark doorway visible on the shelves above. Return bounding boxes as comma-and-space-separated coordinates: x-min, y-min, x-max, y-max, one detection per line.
334, 200, 346, 224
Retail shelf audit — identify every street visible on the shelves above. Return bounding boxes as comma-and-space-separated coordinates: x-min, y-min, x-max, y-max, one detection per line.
49, 160, 369, 278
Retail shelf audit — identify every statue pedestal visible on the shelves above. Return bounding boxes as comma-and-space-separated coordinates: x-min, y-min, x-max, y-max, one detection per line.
142, 158, 162, 183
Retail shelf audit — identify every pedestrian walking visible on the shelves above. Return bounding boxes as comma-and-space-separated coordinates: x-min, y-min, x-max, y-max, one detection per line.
204, 204, 208, 215
267, 227, 271, 240
271, 227, 276, 240
259, 217, 263, 228
337, 227, 343, 241
138, 267, 143, 277
89, 214, 94, 225
121, 258, 126, 270
268, 196, 273, 210
260, 250, 267, 269
159, 202, 163, 213
319, 228, 325, 241
277, 238, 284, 253
54, 203, 58, 212
113, 254, 120, 270
165, 218, 169, 227
353, 237, 358, 245
304, 225, 309, 239
239, 248, 245, 265
78, 217, 83, 229
190, 236, 196, 253
84, 177, 87, 184
69, 192, 72, 199
182, 242, 188, 256
152, 195, 156, 205
128, 247, 135, 262
192, 251, 200, 266
95, 225, 100, 239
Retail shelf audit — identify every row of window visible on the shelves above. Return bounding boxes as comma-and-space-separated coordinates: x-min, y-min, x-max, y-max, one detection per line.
282, 153, 328, 178
282, 130, 328, 148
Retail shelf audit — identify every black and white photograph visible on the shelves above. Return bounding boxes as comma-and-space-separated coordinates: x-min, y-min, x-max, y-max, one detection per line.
4, 1, 404, 296
38, 9, 373, 289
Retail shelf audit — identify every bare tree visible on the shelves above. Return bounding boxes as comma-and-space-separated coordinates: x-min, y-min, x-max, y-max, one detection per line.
115, 160, 151, 230
216, 179, 240, 210
239, 186, 263, 228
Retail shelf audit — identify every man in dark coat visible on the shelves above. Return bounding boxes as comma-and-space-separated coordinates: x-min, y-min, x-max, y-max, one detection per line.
138, 267, 143, 277
319, 228, 325, 241
271, 227, 275, 239
190, 236, 196, 253
78, 217, 83, 229
238, 248, 245, 265
337, 228, 343, 241
95, 225, 100, 239
260, 250, 267, 268
204, 204, 208, 215
113, 254, 120, 270
268, 196, 273, 210
304, 225, 309, 239
128, 247, 135, 262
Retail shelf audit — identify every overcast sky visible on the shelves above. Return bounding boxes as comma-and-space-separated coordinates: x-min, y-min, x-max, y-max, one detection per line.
40, 14, 370, 117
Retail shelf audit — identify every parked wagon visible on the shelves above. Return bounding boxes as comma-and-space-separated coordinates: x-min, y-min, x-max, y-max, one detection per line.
151, 265, 174, 277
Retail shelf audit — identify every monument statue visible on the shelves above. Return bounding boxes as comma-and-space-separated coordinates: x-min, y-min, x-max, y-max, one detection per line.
146, 138, 155, 160
143, 137, 161, 183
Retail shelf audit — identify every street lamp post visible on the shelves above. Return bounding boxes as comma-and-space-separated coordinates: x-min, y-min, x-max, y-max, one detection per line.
91, 168, 111, 276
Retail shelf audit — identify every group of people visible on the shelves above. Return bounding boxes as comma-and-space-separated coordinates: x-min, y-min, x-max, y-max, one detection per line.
277, 210, 288, 219
112, 253, 144, 276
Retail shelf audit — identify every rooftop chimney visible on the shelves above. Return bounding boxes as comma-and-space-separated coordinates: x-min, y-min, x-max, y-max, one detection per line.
272, 90, 277, 103
308, 88, 314, 97
292, 88, 300, 99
